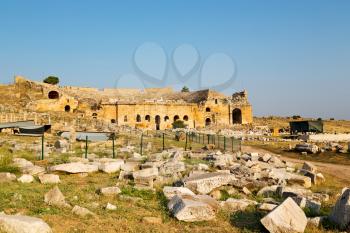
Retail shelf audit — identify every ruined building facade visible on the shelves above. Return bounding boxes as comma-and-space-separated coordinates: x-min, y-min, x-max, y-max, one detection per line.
12, 76, 253, 130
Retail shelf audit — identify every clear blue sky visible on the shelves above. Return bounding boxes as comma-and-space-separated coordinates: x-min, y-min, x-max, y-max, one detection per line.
0, 0, 349, 119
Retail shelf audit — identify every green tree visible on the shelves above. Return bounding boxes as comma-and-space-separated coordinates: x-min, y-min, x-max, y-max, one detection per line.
181, 86, 190, 92
43, 76, 59, 85
172, 120, 187, 129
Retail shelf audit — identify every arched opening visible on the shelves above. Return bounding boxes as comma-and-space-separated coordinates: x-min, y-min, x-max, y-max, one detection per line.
155, 115, 161, 130
64, 105, 71, 112
205, 118, 211, 126
173, 115, 180, 122
183, 115, 189, 121
232, 108, 242, 124
206, 107, 211, 112
111, 119, 116, 123
145, 115, 150, 122
215, 99, 218, 104
136, 114, 141, 122
164, 116, 169, 122
92, 113, 97, 119
48, 91, 59, 99
124, 115, 128, 122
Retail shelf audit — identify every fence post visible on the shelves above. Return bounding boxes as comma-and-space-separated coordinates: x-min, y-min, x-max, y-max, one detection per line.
207, 134, 210, 144
41, 134, 44, 160
112, 134, 115, 158
224, 136, 226, 151
85, 136, 88, 159
140, 133, 143, 156
162, 133, 165, 151
185, 132, 188, 151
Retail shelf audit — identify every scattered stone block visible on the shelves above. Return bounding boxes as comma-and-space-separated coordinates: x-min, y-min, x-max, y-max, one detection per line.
72, 205, 95, 217
38, 174, 60, 184
17, 174, 34, 183
163, 186, 195, 200
258, 203, 278, 211
292, 196, 321, 214
21, 165, 45, 176
257, 186, 278, 197
184, 172, 237, 194
50, 162, 98, 174
261, 197, 307, 233
250, 152, 259, 161
261, 153, 271, 162
168, 195, 216, 222
12, 158, 33, 168
276, 186, 312, 199
159, 161, 185, 176
105, 203, 117, 211
99, 186, 121, 196
0, 213, 52, 233
98, 160, 124, 174
242, 187, 252, 195
301, 162, 317, 173
121, 161, 140, 172
133, 167, 158, 181
330, 188, 350, 229
44, 186, 71, 208
316, 173, 325, 183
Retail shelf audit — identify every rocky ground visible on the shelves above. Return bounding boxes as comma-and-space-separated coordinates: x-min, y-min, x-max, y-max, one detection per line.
0, 134, 350, 233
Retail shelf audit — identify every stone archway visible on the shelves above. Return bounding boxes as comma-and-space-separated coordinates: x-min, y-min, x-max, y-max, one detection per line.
48, 91, 59, 99
232, 108, 242, 124
205, 118, 211, 126
64, 105, 71, 112
155, 115, 161, 130
173, 115, 180, 122
136, 114, 141, 122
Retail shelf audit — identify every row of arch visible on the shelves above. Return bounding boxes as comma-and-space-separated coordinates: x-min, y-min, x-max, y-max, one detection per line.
126, 114, 189, 123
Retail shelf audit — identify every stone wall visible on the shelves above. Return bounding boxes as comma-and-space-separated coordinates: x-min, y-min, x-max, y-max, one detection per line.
300, 134, 350, 142
9, 76, 253, 129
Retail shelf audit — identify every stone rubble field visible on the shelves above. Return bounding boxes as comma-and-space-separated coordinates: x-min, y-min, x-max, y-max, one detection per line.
1, 141, 350, 233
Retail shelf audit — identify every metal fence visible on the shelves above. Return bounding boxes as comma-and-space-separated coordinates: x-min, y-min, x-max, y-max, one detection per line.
135, 130, 241, 155
3, 129, 241, 161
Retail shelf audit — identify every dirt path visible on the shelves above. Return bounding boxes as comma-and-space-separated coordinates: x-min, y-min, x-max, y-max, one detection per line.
242, 145, 350, 184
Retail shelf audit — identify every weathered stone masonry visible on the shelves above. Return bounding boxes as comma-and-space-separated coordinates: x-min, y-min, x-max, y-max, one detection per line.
10, 76, 253, 130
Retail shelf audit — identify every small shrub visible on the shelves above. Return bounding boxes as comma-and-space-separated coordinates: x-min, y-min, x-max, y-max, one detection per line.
172, 120, 187, 129
0, 165, 19, 173
0, 153, 12, 166
181, 86, 190, 92
121, 186, 155, 201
